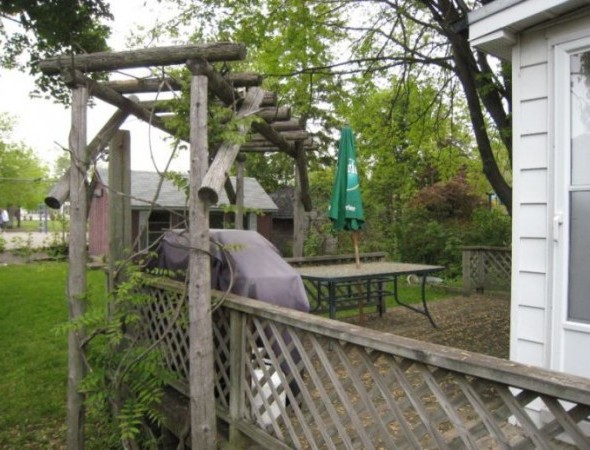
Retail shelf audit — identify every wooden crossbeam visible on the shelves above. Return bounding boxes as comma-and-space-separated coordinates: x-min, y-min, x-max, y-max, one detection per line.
45, 107, 132, 209
102, 72, 263, 93
249, 130, 308, 141
39, 42, 247, 74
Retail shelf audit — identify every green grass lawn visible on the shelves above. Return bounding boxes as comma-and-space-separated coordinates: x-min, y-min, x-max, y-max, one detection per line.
9, 219, 67, 233
0, 262, 106, 449
0, 261, 456, 447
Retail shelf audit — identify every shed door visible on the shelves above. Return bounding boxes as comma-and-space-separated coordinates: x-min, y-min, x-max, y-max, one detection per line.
553, 38, 590, 377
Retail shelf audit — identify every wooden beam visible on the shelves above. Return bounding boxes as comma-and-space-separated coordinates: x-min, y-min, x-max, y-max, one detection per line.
250, 120, 295, 157
138, 89, 276, 113
102, 72, 263, 94
187, 69, 217, 449
249, 129, 308, 141
108, 130, 132, 290
270, 118, 305, 131
235, 154, 246, 229
257, 106, 291, 122
45, 106, 132, 209
197, 85, 266, 205
63, 70, 173, 136
39, 42, 247, 75
295, 140, 313, 212
66, 83, 88, 450
240, 138, 315, 149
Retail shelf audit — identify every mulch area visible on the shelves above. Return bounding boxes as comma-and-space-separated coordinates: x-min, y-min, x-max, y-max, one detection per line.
343, 292, 511, 359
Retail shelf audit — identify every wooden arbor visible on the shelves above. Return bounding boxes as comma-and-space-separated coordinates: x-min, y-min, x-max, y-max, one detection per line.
39, 43, 314, 449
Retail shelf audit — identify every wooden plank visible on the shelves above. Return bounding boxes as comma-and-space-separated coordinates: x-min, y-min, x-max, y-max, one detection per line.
187, 71, 217, 449
39, 42, 247, 74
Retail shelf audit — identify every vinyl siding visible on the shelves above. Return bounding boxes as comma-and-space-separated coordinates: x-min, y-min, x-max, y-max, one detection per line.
511, 27, 551, 368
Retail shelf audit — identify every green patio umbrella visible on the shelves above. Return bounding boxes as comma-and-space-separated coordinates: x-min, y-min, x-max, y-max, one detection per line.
329, 126, 365, 268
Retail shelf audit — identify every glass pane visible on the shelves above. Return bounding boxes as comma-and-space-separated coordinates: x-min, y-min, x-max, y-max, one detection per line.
568, 190, 590, 323
571, 51, 590, 186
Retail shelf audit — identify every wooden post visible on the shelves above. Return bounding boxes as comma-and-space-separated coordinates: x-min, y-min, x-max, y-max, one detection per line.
462, 248, 472, 295
187, 62, 217, 449
108, 130, 131, 290
235, 154, 246, 229
66, 84, 89, 450
293, 146, 305, 257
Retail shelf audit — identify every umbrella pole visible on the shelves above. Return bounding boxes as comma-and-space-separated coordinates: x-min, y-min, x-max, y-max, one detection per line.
352, 230, 361, 269
352, 230, 364, 321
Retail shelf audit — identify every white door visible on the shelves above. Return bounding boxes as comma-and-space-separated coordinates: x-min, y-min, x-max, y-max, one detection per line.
553, 37, 590, 378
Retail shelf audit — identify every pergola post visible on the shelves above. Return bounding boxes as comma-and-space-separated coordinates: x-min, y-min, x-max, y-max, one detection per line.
66, 83, 89, 450
235, 154, 246, 229
187, 62, 217, 449
108, 130, 132, 290
293, 141, 308, 257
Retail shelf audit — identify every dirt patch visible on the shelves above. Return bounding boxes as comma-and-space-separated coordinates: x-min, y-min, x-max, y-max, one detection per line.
344, 293, 511, 359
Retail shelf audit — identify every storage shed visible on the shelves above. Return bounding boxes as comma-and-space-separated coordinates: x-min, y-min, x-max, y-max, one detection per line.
469, 0, 590, 380
88, 168, 278, 256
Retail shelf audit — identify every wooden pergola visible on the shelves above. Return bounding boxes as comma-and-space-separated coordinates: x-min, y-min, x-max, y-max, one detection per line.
39, 42, 314, 449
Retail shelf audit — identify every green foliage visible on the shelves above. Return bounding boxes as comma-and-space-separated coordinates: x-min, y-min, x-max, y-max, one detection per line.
66, 263, 176, 448
1, 0, 112, 101
395, 173, 502, 278
0, 114, 50, 209
464, 208, 512, 247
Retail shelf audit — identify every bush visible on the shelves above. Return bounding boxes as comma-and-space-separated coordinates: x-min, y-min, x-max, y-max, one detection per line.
464, 208, 511, 247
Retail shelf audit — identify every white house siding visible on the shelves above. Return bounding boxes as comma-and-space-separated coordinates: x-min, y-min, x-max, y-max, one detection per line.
511, 27, 552, 369
512, 12, 590, 376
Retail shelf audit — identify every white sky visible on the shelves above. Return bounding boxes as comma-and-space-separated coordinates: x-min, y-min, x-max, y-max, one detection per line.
0, 0, 189, 174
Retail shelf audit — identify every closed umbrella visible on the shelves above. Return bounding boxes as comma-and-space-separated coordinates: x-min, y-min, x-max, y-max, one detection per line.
329, 126, 365, 268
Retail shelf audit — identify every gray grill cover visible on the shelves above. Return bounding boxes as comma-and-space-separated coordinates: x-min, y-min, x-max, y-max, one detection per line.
148, 228, 309, 313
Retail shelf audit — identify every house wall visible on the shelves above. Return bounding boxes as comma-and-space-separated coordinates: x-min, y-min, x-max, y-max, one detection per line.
512, 11, 590, 376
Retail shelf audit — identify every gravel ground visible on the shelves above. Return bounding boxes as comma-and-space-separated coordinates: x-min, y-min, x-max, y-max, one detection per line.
343, 292, 511, 359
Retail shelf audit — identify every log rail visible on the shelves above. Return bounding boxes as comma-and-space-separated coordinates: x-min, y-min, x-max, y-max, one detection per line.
139, 278, 590, 449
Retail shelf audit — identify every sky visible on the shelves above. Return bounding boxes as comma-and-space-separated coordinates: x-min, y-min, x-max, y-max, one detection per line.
1, 0, 189, 174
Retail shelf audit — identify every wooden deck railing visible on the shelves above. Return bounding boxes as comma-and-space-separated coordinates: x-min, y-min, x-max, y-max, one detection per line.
462, 246, 511, 294
139, 278, 590, 449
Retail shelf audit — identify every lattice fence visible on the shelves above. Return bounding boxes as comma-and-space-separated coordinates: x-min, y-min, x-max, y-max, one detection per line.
138, 277, 590, 449
462, 246, 511, 294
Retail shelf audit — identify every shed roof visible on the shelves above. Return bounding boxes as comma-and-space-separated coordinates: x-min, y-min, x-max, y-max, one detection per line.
96, 168, 278, 212
468, 0, 589, 60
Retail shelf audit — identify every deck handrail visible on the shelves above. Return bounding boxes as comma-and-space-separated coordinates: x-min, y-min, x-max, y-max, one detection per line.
140, 277, 590, 448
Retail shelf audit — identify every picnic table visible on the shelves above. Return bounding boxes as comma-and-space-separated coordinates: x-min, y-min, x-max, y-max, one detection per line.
295, 261, 444, 327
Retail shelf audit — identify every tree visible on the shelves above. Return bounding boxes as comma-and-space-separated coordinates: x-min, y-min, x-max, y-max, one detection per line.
158, 0, 512, 213
1, 0, 112, 100
0, 114, 49, 210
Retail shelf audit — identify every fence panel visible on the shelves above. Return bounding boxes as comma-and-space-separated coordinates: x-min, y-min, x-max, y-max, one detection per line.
462, 246, 511, 294
139, 278, 590, 449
